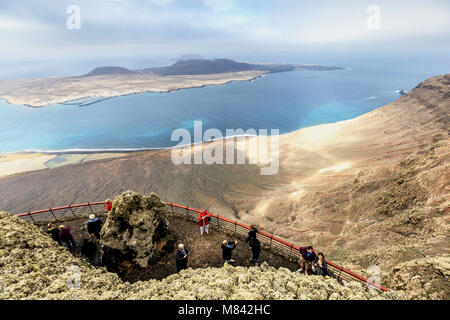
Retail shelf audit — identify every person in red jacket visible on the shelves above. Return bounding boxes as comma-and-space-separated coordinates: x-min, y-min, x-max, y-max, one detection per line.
105, 199, 112, 213
198, 210, 210, 235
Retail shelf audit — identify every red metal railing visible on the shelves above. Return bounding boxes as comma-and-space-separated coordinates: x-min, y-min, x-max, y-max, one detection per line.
16, 201, 389, 292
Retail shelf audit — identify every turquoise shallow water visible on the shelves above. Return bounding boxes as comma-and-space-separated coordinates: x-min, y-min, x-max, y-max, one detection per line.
0, 65, 440, 154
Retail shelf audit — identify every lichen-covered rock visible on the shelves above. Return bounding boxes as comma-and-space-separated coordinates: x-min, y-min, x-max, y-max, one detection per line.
386, 255, 450, 300
0, 210, 405, 300
100, 191, 170, 268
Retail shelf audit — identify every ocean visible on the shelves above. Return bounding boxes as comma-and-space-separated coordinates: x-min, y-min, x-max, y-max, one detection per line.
0, 64, 442, 154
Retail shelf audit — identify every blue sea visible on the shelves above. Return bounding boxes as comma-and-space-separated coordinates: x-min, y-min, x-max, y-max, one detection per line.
0, 64, 443, 154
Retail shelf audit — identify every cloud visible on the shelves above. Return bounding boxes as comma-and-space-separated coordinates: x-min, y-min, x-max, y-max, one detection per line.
0, 0, 449, 77
0, 15, 29, 31
148, 0, 175, 6
203, 0, 231, 12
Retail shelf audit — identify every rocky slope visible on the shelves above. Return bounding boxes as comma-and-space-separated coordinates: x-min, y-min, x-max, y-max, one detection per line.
299, 141, 450, 299
0, 210, 404, 300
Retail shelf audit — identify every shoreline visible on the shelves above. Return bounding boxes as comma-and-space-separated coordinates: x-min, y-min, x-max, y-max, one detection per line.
0, 70, 268, 108
0, 117, 356, 178
0, 133, 261, 178
1, 133, 261, 156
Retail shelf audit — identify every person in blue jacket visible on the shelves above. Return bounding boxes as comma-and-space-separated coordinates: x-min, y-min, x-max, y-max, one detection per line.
221, 240, 238, 264
87, 214, 103, 239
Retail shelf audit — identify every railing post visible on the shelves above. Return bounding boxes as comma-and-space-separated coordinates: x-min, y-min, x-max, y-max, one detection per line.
49, 209, 57, 220
185, 207, 189, 220
337, 268, 343, 281
288, 243, 293, 260
28, 211, 36, 224
14, 200, 388, 291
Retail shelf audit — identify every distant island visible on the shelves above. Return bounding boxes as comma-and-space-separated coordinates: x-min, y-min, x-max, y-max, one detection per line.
0, 59, 343, 107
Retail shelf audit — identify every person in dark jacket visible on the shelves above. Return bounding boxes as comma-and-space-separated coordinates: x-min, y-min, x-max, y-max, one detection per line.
175, 243, 189, 272
313, 252, 329, 277
87, 214, 103, 239
47, 223, 61, 245
249, 238, 261, 264
58, 225, 76, 251
81, 236, 98, 266
245, 225, 258, 243
297, 246, 316, 275
100, 245, 119, 272
222, 240, 237, 264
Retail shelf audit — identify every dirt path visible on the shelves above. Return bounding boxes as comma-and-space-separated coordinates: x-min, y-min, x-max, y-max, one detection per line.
39, 214, 299, 283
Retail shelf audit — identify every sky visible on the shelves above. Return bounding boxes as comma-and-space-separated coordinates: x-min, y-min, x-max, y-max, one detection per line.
1, 0, 449, 78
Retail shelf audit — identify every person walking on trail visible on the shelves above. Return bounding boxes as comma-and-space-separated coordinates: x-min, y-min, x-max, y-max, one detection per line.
249, 238, 261, 264
87, 214, 103, 239
47, 223, 61, 245
245, 225, 258, 243
58, 225, 76, 251
313, 252, 329, 277
222, 240, 237, 264
105, 199, 112, 213
176, 243, 189, 272
297, 246, 316, 275
198, 210, 210, 235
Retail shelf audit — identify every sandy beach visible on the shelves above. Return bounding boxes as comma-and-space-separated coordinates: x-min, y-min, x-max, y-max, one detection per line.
0, 152, 128, 177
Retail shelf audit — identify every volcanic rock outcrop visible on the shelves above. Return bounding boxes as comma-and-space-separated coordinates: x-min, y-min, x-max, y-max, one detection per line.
0, 209, 405, 300
100, 191, 170, 268
386, 255, 450, 300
